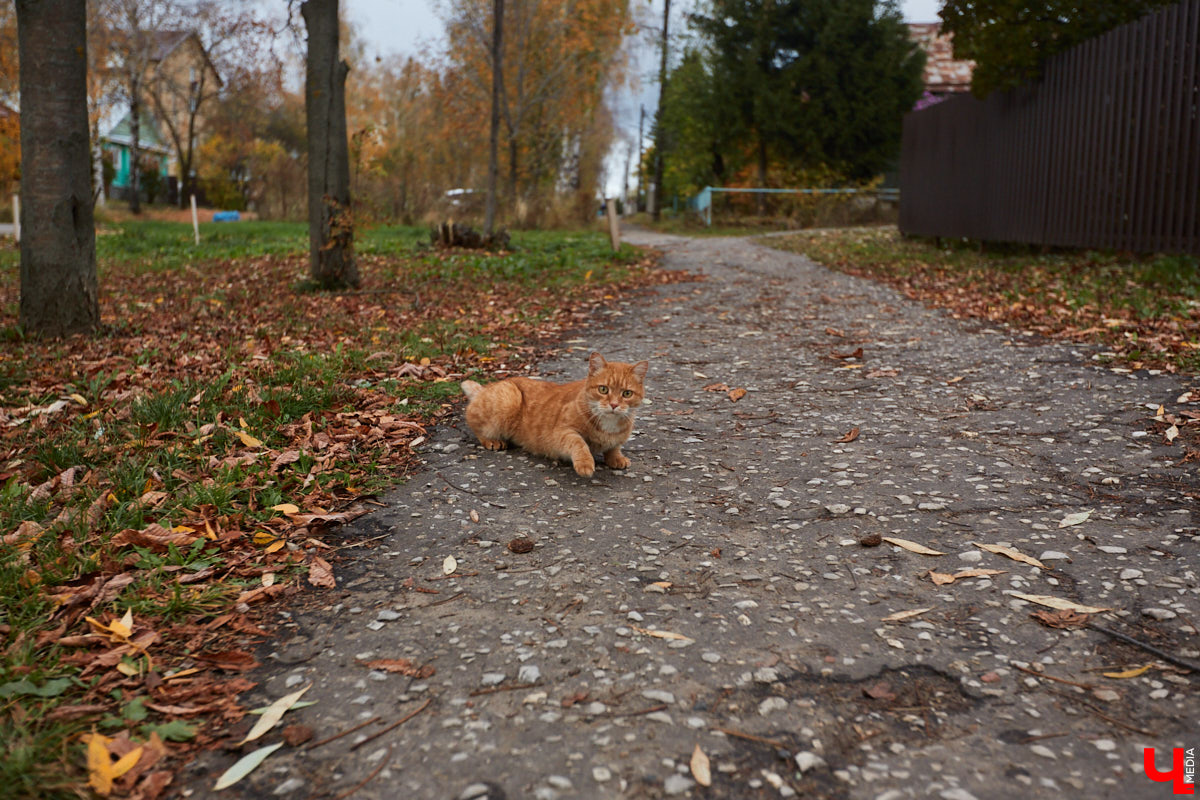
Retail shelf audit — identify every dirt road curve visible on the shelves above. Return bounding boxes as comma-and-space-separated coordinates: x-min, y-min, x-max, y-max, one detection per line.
177, 230, 1198, 800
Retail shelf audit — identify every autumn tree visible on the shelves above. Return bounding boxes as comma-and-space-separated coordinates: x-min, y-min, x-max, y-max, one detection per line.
0, 3, 17, 198
97, 0, 174, 213
15, 0, 98, 336
940, 0, 1178, 97
302, 0, 358, 288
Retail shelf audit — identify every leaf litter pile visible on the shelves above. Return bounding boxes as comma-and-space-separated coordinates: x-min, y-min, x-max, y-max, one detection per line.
0, 225, 684, 799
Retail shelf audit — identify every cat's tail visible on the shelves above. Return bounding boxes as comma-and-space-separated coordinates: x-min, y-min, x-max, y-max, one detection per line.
460, 380, 483, 400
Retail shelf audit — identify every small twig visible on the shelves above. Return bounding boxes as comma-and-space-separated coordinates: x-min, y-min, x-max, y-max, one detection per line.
469, 682, 539, 697
606, 703, 667, 718
437, 471, 507, 507
349, 698, 432, 751
712, 727, 788, 750
1045, 689, 1158, 737
426, 570, 479, 582
332, 743, 394, 800
1019, 731, 1068, 744
1010, 663, 1096, 690
420, 591, 466, 609
307, 715, 381, 750
1088, 622, 1200, 673
332, 533, 391, 551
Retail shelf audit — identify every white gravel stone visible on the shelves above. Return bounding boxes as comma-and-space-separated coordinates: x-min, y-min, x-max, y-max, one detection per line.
758, 696, 788, 715
273, 777, 306, 795
825, 504, 852, 515
518, 665, 541, 683
1143, 607, 1177, 620
664, 774, 694, 795
958, 550, 984, 563
794, 751, 827, 773
940, 790, 980, 800
1119, 568, 1144, 580
376, 609, 401, 621
481, 672, 506, 686
1092, 739, 1117, 751
643, 689, 676, 704
592, 766, 613, 783
1039, 551, 1071, 561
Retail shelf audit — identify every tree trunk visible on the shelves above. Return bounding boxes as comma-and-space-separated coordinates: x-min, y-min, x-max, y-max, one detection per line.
302, 0, 358, 289
650, 0, 670, 223
128, 87, 141, 213
16, 0, 98, 337
484, 0, 504, 235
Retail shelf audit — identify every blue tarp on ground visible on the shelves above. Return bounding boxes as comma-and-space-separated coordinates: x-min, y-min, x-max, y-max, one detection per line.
212, 211, 240, 222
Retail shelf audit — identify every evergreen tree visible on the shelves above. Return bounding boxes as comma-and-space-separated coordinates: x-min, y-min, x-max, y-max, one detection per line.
686, 0, 924, 185
941, 0, 1177, 97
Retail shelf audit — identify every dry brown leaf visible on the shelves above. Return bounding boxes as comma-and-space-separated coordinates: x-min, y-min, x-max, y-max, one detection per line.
881, 537, 945, 556
308, 556, 336, 589
834, 426, 860, 443
702, 382, 731, 392
728, 387, 747, 402
1029, 608, 1093, 629
110, 523, 200, 552
927, 570, 957, 585
361, 658, 435, 678
832, 347, 864, 360
974, 542, 1047, 569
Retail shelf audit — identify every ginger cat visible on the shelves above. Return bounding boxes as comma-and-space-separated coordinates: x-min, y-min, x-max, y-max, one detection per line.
461, 352, 649, 477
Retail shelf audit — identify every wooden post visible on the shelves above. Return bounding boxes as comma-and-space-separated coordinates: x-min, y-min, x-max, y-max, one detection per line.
606, 197, 620, 252
12, 194, 18, 243
190, 194, 199, 245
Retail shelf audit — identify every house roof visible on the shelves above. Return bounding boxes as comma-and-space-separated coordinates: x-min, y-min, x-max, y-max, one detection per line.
908, 23, 974, 93
100, 110, 171, 154
149, 29, 224, 88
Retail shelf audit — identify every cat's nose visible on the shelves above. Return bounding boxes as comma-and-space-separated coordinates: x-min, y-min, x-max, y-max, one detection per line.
610, 402, 619, 409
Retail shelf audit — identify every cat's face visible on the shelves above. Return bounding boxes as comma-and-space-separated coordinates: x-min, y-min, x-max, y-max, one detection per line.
584, 353, 648, 427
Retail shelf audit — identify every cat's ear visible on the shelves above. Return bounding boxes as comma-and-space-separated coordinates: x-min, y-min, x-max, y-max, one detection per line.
631, 360, 648, 380
588, 352, 607, 375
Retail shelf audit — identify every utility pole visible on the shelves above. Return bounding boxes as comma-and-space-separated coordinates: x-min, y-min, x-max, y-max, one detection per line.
651, 0, 670, 222
637, 105, 645, 212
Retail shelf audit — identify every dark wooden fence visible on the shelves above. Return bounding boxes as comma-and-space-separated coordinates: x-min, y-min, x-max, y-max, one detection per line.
900, 0, 1200, 255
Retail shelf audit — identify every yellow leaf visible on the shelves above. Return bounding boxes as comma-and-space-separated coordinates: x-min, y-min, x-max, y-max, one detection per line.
974, 542, 1047, 569
271, 503, 301, 515
69, 393, 88, 406
691, 744, 712, 787
235, 430, 263, 448
142, 477, 153, 495
114, 608, 133, 638
881, 537, 946, 556
420, 357, 431, 366
927, 570, 957, 585
110, 746, 144, 779
253, 532, 277, 546
1102, 664, 1153, 679
1010, 592, 1111, 615
86, 733, 114, 796
265, 540, 286, 554
629, 625, 693, 641
116, 660, 141, 677
881, 607, 934, 622
239, 417, 249, 429
584, 269, 593, 281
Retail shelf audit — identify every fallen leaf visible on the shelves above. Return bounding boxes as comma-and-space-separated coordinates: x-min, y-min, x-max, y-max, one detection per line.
881, 537, 945, 556
691, 744, 712, 787
240, 685, 311, 745
507, 537, 534, 554
110, 523, 200, 552
702, 382, 731, 392
974, 542, 1047, 569
271, 503, 301, 514
728, 387, 747, 402
308, 556, 336, 588
1010, 592, 1111, 614
881, 607, 933, 622
628, 625, 693, 642
825, 327, 844, 337
951, 568, 1007, 579
1165, 424, 1179, 442
834, 426, 860, 443
282, 724, 314, 747
234, 430, 263, 448
361, 658, 435, 678
442, 555, 458, 575
945, 376, 964, 384
213, 742, 284, 791
87, 733, 115, 796
1102, 664, 1153, 679
927, 570, 957, 585
1058, 509, 1093, 528
862, 681, 896, 701
832, 347, 863, 360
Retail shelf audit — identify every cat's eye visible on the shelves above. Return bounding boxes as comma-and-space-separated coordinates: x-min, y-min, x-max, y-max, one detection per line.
621, 389, 633, 398
597, 385, 609, 394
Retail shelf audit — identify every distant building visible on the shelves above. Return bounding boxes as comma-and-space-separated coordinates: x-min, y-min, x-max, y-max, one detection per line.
908, 23, 975, 108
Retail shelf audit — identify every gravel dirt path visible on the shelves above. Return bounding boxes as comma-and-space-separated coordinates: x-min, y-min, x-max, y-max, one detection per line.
177, 230, 1198, 800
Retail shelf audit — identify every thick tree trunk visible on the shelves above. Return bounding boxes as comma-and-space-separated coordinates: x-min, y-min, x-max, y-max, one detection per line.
302, 0, 358, 289
484, 0, 504, 235
16, 0, 98, 337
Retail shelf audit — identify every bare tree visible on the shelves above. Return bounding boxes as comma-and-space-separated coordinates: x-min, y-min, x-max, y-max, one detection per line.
484, 0, 503, 235
16, 0, 98, 336
301, 0, 358, 288
650, 0, 670, 222
97, 0, 172, 213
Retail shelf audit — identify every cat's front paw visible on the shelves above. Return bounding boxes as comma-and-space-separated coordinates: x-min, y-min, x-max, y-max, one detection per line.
479, 438, 508, 451
604, 451, 630, 469
573, 455, 596, 477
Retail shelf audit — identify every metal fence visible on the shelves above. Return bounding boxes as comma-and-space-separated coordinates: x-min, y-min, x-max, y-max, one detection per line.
900, 0, 1200, 255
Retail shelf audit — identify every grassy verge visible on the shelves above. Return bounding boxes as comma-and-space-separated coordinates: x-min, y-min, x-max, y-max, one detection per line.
768, 227, 1200, 375
0, 221, 674, 798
